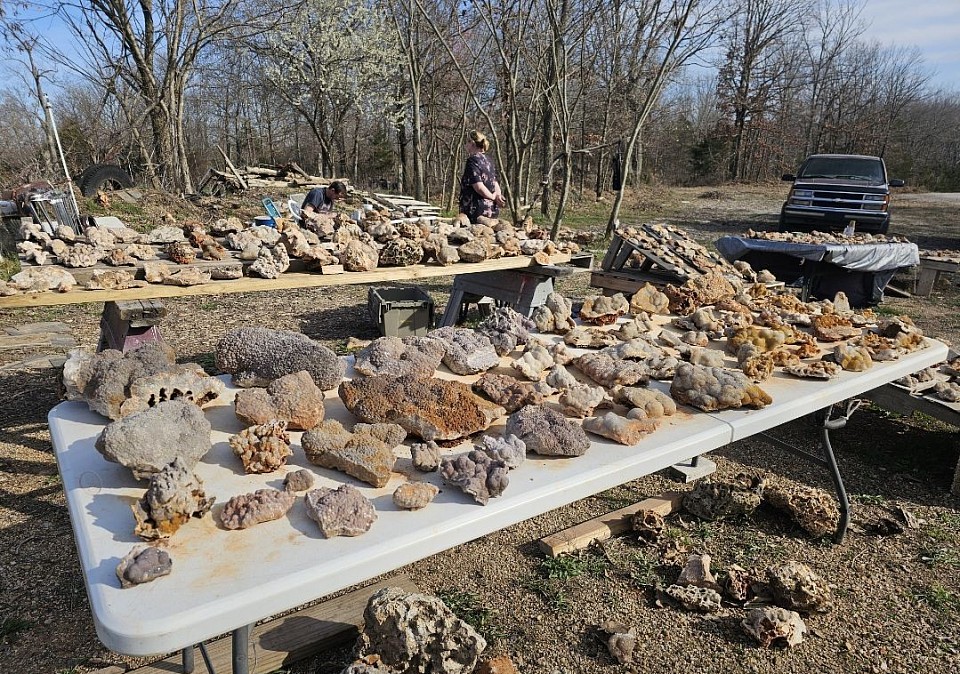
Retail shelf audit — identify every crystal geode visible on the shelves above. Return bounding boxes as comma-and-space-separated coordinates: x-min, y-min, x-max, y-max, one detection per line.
339, 375, 505, 441
96, 400, 212, 479
132, 458, 214, 539
215, 327, 345, 390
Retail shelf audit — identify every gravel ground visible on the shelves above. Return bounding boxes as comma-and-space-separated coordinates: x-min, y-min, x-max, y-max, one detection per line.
1, 185, 958, 674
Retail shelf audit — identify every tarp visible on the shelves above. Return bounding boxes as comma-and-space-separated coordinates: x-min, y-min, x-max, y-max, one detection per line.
715, 236, 919, 272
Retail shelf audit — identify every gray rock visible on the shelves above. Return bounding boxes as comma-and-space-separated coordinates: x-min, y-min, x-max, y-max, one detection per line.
95, 400, 211, 479
215, 327, 345, 390
439, 450, 509, 505
302, 420, 404, 488
116, 545, 172, 588
357, 587, 486, 674
354, 336, 445, 378
427, 327, 500, 375
283, 469, 315, 492
411, 441, 441, 472
504, 405, 590, 457
305, 484, 377, 537
131, 457, 214, 539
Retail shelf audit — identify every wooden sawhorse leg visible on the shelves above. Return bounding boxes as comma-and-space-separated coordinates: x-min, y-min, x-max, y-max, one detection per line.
97, 299, 167, 352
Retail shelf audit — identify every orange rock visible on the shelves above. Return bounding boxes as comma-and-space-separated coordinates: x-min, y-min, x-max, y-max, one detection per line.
477, 655, 520, 674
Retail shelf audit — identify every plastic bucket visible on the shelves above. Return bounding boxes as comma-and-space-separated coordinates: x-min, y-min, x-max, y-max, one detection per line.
253, 215, 275, 228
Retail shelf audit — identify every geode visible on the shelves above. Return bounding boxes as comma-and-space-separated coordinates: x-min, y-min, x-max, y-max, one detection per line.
305, 484, 377, 537
215, 327, 345, 390
233, 370, 325, 430
504, 404, 590, 457
132, 457, 214, 539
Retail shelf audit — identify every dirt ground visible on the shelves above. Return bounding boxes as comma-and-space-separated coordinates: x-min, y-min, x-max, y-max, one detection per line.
1, 184, 959, 674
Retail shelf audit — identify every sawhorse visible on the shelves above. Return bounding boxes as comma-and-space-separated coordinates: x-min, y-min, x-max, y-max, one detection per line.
440, 267, 570, 327
96, 299, 167, 352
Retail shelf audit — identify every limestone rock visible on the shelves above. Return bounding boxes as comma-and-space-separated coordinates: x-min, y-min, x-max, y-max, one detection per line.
613, 386, 677, 419
676, 553, 720, 591
683, 477, 763, 521
504, 404, 590, 457
305, 484, 377, 537
392, 482, 440, 510
143, 261, 173, 283
233, 370, 325, 430
340, 239, 379, 271
559, 382, 610, 418
10, 266, 76, 292
119, 367, 225, 417
766, 561, 833, 613
229, 420, 293, 473
116, 545, 172, 588
356, 587, 486, 674
339, 375, 504, 441
216, 327, 345, 390
475, 306, 535, 356
764, 480, 839, 539
379, 238, 424, 266
531, 292, 575, 334
663, 584, 722, 612
163, 268, 211, 286
248, 244, 290, 278
301, 419, 404, 488
165, 241, 196, 264
84, 269, 147, 290
96, 400, 211, 479
582, 412, 658, 445
132, 457, 214, 539
741, 607, 807, 648
219, 488, 296, 530
580, 293, 629, 325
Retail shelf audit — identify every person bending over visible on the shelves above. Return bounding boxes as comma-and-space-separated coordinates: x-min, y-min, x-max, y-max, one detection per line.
301, 180, 347, 217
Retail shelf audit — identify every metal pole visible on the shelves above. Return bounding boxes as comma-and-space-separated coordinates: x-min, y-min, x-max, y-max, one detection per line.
41, 94, 81, 229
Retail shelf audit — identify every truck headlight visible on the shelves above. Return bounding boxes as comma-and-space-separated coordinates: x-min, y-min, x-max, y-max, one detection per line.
788, 189, 813, 206
863, 194, 888, 211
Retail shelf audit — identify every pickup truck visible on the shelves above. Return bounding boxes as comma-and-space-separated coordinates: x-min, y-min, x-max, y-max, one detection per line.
779, 154, 904, 234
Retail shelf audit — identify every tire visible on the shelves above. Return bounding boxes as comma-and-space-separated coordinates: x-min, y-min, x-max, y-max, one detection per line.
79, 164, 134, 197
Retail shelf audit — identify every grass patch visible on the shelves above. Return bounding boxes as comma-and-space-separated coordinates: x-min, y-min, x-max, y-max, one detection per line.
0, 616, 33, 643
911, 584, 960, 613
853, 494, 888, 505
919, 512, 960, 568
437, 589, 505, 642
521, 576, 569, 611
539, 550, 608, 581
0, 255, 21, 281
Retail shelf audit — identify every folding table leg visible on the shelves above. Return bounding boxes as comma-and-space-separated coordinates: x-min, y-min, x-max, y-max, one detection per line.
232, 624, 251, 674
181, 646, 194, 673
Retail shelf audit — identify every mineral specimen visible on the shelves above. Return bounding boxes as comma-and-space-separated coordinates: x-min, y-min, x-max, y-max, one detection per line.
440, 450, 509, 504
612, 386, 677, 419
531, 292, 575, 334
670, 362, 772, 411
559, 382, 609, 418
504, 405, 590, 457
233, 370, 325, 430
663, 584, 722, 612
582, 412, 658, 445
764, 481, 839, 539
676, 553, 720, 590
116, 545, 172, 588
411, 441, 441, 472
283, 469, 315, 492
476, 433, 526, 469
305, 484, 377, 537
572, 352, 650, 388
301, 419, 404, 488
475, 306, 536, 355
630, 283, 670, 315
356, 587, 487, 674
741, 607, 807, 648
427, 326, 499, 375
119, 367, 225, 417
339, 375, 504, 441
229, 420, 293, 473
132, 458, 214, 539
96, 400, 212, 479
579, 293, 630, 325
765, 561, 834, 613
472, 372, 553, 413
353, 336, 445, 378
216, 327, 345, 390
10, 266, 76, 292
220, 488, 296, 530
392, 482, 440, 510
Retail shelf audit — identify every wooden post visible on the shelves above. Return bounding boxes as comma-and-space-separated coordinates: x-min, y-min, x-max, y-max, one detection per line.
216, 144, 248, 191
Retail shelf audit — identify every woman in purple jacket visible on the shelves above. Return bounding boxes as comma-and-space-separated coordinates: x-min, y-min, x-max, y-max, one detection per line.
459, 130, 505, 222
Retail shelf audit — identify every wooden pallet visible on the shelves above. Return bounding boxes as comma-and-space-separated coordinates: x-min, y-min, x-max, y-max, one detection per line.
367, 191, 442, 216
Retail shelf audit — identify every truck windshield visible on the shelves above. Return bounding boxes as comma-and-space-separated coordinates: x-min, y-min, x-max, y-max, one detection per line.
798, 157, 884, 182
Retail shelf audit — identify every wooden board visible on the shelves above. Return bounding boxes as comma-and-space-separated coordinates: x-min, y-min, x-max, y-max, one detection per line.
95, 574, 418, 674
538, 491, 684, 557
0, 253, 571, 308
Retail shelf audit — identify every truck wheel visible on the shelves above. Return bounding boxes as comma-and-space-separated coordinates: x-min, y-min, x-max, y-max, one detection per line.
79, 164, 134, 197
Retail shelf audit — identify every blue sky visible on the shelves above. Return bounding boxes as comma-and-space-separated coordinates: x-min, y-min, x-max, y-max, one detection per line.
857, 0, 960, 91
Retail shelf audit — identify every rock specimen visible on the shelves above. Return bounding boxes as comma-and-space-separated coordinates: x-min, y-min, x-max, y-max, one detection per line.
229, 420, 293, 473
833, 343, 873, 371
9, 266, 77, 292
579, 293, 630, 325
353, 336, 445, 378
427, 326, 499, 375
670, 362, 772, 411
613, 386, 677, 419
582, 412, 658, 445
96, 400, 212, 479
216, 327, 345, 390
511, 343, 556, 381
356, 587, 487, 674
531, 292, 576, 334
664, 271, 735, 315
220, 488, 296, 530
379, 238, 424, 266
119, 367, 225, 418
305, 484, 377, 537
475, 306, 535, 355
631, 509, 665, 543
683, 477, 763, 521
440, 450, 509, 504
84, 269, 147, 290
393, 482, 440, 510
741, 607, 807, 648
630, 283, 670, 315
340, 239, 380, 271
559, 382, 609, 418
116, 545, 172, 588
301, 419, 404, 488
411, 441, 441, 472
283, 469, 315, 492
676, 553, 720, 591
764, 480, 839, 538
339, 375, 504, 441
132, 458, 214, 539
476, 434, 525, 469
766, 561, 833, 613
573, 352, 650, 388
663, 584, 722, 612
233, 370, 325, 430
504, 405, 590, 457
472, 372, 553, 413
248, 244, 290, 278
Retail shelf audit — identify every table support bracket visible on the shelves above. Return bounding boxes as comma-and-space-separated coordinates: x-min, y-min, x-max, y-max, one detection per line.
757, 399, 861, 544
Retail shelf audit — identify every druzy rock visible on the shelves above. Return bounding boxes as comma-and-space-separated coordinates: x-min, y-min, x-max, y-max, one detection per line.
116, 545, 172, 588
504, 405, 590, 457
339, 375, 504, 441
440, 450, 509, 505
301, 419, 404, 488
132, 458, 214, 540
411, 441, 441, 472
229, 420, 292, 474
219, 488, 296, 530
379, 238, 424, 266
471, 373, 553, 413
216, 327, 345, 390
426, 327, 499, 375
282, 469, 315, 492
353, 336, 445, 378
96, 400, 212, 479
475, 306, 536, 356
305, 484, 377, 537
356, 587, 487, 674
393, 482, 440, 510
670, 362, 772, 411
582, 412, 658, 445
233, 370, 325, 430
